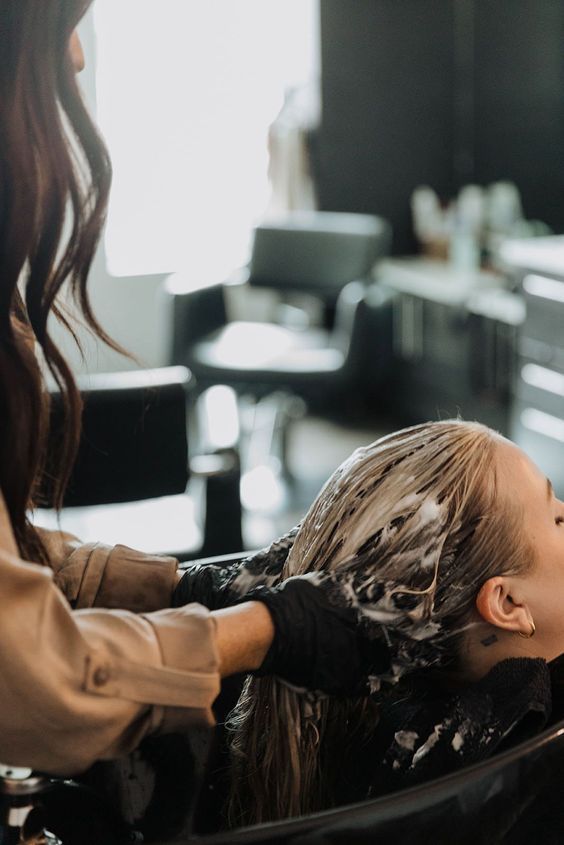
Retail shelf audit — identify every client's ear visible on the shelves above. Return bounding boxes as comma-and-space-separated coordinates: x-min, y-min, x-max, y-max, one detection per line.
475, 577, 531, 633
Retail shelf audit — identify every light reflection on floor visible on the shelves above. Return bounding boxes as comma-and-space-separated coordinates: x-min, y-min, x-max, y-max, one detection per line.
242, 414, 390, 549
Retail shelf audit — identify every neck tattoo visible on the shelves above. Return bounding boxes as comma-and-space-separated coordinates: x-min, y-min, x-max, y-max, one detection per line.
480, 634, 498, 647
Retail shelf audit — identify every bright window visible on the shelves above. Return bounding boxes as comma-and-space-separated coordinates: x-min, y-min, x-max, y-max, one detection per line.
93, 1, 320, 278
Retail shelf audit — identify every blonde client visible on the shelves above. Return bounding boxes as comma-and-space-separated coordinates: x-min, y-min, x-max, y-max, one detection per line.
178, 419, 564, 827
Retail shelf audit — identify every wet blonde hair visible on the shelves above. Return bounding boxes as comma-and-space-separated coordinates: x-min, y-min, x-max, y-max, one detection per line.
227, 420, 533, 826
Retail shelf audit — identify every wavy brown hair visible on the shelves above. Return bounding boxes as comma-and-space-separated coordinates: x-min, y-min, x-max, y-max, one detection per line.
0, 1, 116, 560
227, 421, 534, 826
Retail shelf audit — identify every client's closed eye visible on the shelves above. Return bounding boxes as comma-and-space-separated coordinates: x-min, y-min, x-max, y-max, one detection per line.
556, 516, 564, 526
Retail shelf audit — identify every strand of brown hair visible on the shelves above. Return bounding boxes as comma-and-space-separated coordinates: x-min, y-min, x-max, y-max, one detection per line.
0, 1, 124, 562
226, 675, 378, 827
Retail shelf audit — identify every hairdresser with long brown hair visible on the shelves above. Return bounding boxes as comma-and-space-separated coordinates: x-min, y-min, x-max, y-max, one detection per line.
0, 2, 382, 776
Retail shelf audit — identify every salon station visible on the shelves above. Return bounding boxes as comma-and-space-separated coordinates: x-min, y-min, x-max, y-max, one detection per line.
3, 2, 564, 844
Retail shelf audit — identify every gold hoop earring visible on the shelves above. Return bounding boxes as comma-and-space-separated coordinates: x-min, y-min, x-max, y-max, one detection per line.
518, 620, 536, 639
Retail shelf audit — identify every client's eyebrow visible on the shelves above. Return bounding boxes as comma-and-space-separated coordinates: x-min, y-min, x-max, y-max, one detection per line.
547, 478, 555, 501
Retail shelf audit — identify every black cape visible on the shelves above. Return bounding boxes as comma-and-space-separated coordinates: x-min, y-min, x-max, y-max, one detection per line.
341, 654, 564, 804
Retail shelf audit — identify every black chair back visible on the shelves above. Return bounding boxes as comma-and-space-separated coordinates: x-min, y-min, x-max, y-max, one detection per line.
249, 212, 391, 300
44, 367, 191, 508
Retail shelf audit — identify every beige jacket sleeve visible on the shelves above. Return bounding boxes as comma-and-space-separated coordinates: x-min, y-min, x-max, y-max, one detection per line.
35, 526, 179, 613
0, 498, 220, 777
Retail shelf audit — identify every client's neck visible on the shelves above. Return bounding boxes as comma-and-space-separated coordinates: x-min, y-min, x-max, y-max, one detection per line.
462, 625, 541, 682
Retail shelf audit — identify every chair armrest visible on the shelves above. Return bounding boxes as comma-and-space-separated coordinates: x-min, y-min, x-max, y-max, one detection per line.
190, 452, 239, 478
73, 366, 192, 394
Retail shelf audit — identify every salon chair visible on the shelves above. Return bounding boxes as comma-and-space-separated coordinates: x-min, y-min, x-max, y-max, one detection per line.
164, 212, 393, 485
166, 211, 392, 381
176, 279, 394, 400
32, 366, 242, 560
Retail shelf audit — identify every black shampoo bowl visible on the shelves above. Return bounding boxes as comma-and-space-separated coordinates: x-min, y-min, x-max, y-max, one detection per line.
192, 718, 564, 845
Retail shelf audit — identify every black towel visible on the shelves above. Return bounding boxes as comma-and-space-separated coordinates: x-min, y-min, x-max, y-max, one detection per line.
361, 655, 561, 799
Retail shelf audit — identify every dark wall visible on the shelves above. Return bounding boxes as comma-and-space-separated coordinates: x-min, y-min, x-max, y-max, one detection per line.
474, 0, 564, 232
317, 0, 564, 254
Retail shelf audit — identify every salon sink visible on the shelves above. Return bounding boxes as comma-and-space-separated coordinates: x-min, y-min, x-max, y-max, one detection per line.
9, 694, 564, 845
187, 716, 564, 845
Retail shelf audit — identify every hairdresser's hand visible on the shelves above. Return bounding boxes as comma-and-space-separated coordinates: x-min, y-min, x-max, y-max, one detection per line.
246, 574, 391, 695
172, 528, 299, 611
172, 559, 242, 611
